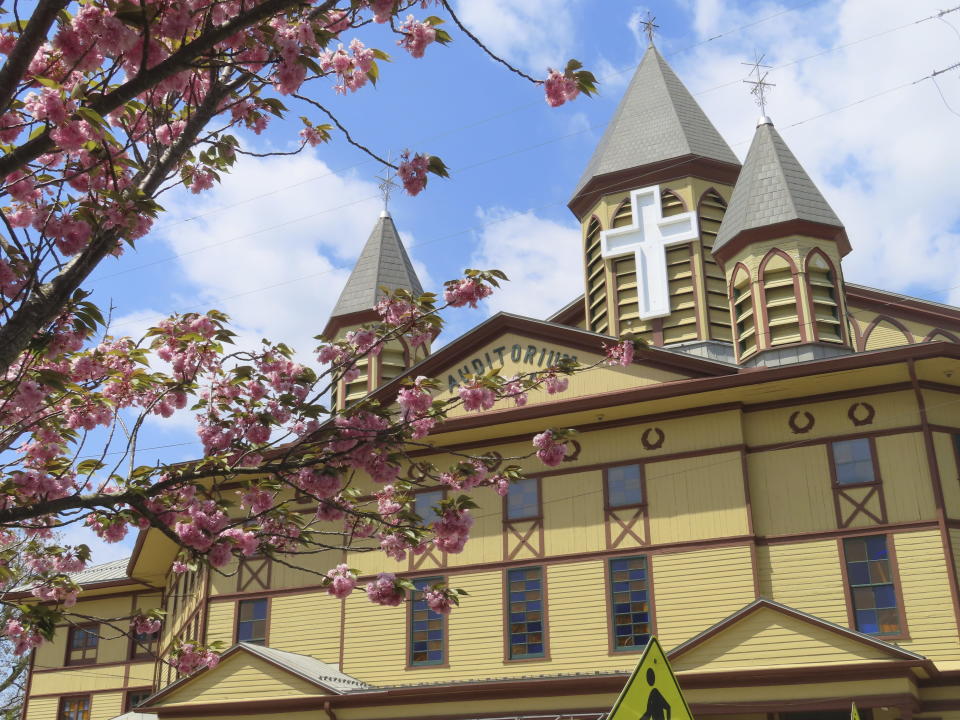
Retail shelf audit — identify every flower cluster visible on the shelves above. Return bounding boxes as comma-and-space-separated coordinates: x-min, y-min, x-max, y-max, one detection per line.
604, 339, 636, 367
533, 430, 569, 467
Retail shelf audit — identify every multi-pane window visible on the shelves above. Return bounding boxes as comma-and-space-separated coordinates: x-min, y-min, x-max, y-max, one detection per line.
409, 577, 445, 666
236, 598, 268, 645
66, 625, 99, 665
58, 696, 91, 720
832, 438, 876, 485
843, 535, 901, 636
609, 556, 652, 651
507, 477, 540, 520
507, 567, 546, 659
606, 464, 644, 508
414, 489, 444, 524
125, 690, 152, 712
130, 623, 159, 660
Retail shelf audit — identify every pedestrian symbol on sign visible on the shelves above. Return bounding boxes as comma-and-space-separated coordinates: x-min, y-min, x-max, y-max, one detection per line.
607, 637, 693, 720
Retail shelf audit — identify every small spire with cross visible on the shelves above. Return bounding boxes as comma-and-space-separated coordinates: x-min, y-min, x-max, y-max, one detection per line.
742, 51, 776, 125
640, 11, 659, 47
375, 155, 399, 218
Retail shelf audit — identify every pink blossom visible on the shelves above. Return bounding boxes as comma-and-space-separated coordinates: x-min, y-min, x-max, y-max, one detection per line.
132, 615, 162, 636
172, 561, 188, 574
0, 112, 23, 143
295, 468, 342, 499
458, 381, 495, 412
410, 417, 435, 439
424, 589, 452, 614
444, 278, 493, 308
544, 373, 569, 395
397, 152, 430, 196
189, 169, 214, 194
533, 430, 568, 467
222, 528, 259, 556
545, 69, 581, 107
326, 564, 357, 599
156, 120, 186, 146
375, 296, 418, 326
433, 508, 473, 553
367, 0, 396, 23
494, 476, 511, 496
208, 542, 233, 568
503, 376, 528, 406
398, 16, 436, 58
345, 328, 380, 355
604, 340, 635, 367
4, 618, 43, 655
397, 377, 432, 420
300, 126, 326, 147
366, 572, 405, 606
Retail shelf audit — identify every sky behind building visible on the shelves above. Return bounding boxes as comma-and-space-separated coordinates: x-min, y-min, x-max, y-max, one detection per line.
73, 0, 960, 561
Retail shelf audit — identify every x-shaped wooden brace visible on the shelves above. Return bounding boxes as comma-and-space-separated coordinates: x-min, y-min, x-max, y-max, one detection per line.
838, 486, 883, 527
411, 544, 445, 570
238, 557, 269, 591
506, 521, 540, 560
608, 508, 645, 548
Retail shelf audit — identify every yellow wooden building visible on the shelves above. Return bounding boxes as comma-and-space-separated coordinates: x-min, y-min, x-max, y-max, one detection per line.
21, 42, 960, 720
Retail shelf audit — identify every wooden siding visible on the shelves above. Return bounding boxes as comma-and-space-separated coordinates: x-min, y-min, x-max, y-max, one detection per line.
876, 433, 936, 523
268, 592, 342, 660
205, 600, 236, 647
894, 530, 960, 661
646, 451, 749, 543
756, 541, 848, 624
651, 545, 755, 649
749, 446, 835, 536
542, 471, 606, 556
158, 651, 328, 706
671, 605, 893, 672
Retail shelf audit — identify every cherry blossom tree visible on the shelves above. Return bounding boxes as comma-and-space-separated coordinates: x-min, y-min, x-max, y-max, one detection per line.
0, 0, 604, 672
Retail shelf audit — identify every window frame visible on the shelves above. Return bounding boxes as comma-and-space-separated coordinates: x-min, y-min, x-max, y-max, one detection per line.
504, 476, 542, 522
406, 575, 448, 669
234, 596, 270, 646
838, 534, 909, 641
503, 565, 549, 662
412, 487, 446, 526
64, 624, 99, 667
58, 695, 91, 720
603, 464, 646, 511
605, 555, 655, 654
124, 687, 154, 713
128, 625, 160, 661
829, 437, 881, 488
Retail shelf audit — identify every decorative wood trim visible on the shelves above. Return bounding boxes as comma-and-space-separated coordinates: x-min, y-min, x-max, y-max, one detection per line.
758, 248, 807, 348
409, 487, 448, 571
847, 283, 960, 329
237, 556, 271, 593
502, 477, 544, 560
860, 314, 915, 351
848, 401, 876, 427
923, 328, 960, 343
747, 425, 924, 454
501, 565, 551, 664
712, 218, 851, 268
803, 248, 849, 346
601, 464, 649, 550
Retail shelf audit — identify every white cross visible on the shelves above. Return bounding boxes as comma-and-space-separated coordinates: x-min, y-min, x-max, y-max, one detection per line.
600, 184, 699, 321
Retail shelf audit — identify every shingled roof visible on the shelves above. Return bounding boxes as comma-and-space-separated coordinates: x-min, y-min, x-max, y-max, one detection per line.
571, 45, 739, 201
713, 119, 845, 256
329, 212, 423, 319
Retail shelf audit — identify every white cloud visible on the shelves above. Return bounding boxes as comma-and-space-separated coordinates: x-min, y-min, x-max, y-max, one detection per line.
453, 0, 576, 72
660, 0, 960, 304
468, 207, 581, 319
153, 151, 405, 361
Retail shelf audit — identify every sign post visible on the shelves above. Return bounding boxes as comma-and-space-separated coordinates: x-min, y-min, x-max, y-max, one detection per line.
607, 637, 694, 720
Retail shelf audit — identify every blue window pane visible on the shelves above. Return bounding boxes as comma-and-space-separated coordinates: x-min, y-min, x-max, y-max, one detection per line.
510, 612, 525, 623
410, 576, 445, 665
510, 591, 525, 602
630, 591, 647, 602
856, 609, 879, 634
414, 490, 443, 523
607, 464, 643, 507
834, 439, 876, 485
507, 478, 540, 519
629, 569, 646, 580
527, 601, 542, 611
528, 643, 543, 654
614, 582, 629, 592
873, 585, 896, 608
609, 555, 652, 652
866, 536, 888, 560
611, 559, 628, 572
528, 622, 542, 632
616, 625, 632, 636
847, 562, 870, 585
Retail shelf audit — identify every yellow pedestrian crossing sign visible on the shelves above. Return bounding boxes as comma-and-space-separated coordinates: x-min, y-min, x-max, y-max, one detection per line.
851, 703, 861, 720
608, 637, 694, 720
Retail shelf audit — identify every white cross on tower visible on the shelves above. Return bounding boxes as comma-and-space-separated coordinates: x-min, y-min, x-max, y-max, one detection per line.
600, 185, 700, 321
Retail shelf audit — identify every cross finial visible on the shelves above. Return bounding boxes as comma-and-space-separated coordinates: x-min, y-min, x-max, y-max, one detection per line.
375, 155, 399, 216
640, 11, 659, 47
742, 51, 776, 120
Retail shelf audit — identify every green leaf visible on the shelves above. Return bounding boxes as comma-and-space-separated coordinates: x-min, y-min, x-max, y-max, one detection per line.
366, 62, 379, 86
427, 155, 449, 178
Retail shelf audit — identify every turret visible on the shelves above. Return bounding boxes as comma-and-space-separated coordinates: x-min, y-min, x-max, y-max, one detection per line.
713, 117, 852, 366
323, 210, 428, 409
568, 44, 741, 360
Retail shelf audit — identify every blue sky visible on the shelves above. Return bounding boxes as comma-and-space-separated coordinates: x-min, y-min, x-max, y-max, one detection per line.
73, 0, 960, 562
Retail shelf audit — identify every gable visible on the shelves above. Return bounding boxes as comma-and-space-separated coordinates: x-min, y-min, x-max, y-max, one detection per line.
152, 650, 331, 707
433, 330, 698, 415
670, 604, 915, 673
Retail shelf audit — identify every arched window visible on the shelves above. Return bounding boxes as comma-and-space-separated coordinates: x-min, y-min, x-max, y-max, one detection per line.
731, 265, 756, 358
760, 251, 802, 347
805, 251, 843, 343
583, 217, 608, 334
699, 188, 731, 342
611, 199, 632, 228
660, 188, 685, 217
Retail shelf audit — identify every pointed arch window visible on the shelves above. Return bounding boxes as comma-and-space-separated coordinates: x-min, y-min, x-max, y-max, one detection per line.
760, 252, 802, 347
659, 189, 685, 218
698, 189, 732, 342
806, 251, 843, 343
584, 217, 608, 334
731, 265, 756, 358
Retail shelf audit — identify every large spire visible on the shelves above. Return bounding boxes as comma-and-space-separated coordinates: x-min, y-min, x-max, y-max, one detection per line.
569, 45, 740, 218
713, 119, 848, 264
324, 211, 423, 336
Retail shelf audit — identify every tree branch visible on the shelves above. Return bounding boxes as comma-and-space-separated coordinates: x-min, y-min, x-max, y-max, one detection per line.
0, 0, 70, 113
